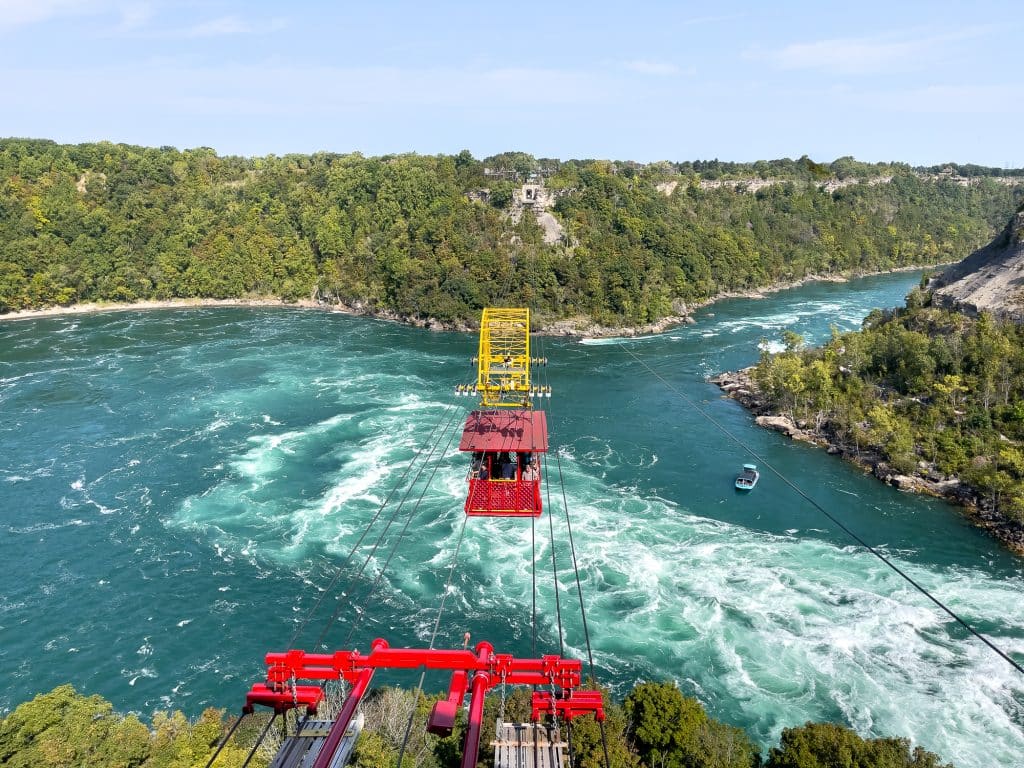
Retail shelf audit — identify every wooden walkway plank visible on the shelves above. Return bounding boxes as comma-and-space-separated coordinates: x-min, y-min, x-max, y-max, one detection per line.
492, 721, 566, 768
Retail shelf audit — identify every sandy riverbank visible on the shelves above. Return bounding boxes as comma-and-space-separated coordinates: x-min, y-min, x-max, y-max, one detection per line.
0, 297, 336, 322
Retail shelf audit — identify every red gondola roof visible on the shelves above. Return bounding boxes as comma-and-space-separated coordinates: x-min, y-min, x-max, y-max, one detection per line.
458, 410, 548, 453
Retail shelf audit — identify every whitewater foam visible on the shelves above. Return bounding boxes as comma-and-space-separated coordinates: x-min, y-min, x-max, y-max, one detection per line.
6, 287, 1021, 767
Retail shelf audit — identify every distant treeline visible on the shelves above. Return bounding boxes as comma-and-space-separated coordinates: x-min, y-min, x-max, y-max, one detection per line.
0, 683, 953, 768
1, 138, 1021, 324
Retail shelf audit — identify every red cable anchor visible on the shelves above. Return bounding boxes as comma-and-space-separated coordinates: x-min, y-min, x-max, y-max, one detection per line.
242, 638, 605, 768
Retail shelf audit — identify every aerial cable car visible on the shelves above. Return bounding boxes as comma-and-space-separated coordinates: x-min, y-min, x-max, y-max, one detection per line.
456, 308, 550, 517
221, 309, 603, 768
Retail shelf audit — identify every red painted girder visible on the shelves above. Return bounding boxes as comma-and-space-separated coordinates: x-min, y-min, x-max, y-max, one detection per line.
245, 638, 606, 768
461, 644, 493, 768
311, 638, 388, 768
531, 690, 607, 722
244, 683, 324, 714
264, 642, 582, 689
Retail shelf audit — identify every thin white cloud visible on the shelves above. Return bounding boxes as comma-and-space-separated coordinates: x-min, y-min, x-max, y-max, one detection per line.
852, 83, 1024, 114
624, 60, 681, 76
0, 0, 107, 29
678, 13, 744, 26
116, 2, 154, 31
0, 63, 623, 118
179, 14, 287, 38
0, 0, 155, 32
0, 2, 286, 37
762, 28, 992, 75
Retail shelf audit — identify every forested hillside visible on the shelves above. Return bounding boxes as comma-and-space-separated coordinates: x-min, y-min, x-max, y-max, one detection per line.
1, 138, 1021, 324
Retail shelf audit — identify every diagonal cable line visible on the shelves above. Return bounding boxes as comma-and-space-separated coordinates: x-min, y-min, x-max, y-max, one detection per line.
288, 401, 459, 648
618, 341, 1024, 677
395, 514, 471, 768
315, 404, 464, 650
537, 330, 612, 768
342, 410, 464, 648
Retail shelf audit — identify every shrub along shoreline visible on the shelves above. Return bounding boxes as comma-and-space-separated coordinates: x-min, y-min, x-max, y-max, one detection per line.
712, 295, 1024, 556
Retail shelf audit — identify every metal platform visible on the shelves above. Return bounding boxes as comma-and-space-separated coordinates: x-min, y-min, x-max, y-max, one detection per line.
492, 721, 566, 768
269, 712, 363, 768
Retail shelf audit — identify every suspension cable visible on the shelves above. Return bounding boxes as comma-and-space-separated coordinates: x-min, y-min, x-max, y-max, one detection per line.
618, 341, 1024, 677
343, 411, 464, 647
289, 401, 459, 648
542, 450, 565, 656
202, 712, 248, 768
395, 514, 471, 768
240, 713, 277, 768
538, 330, 612, 768
313, 405, 464, 650
531, 515, 538, 656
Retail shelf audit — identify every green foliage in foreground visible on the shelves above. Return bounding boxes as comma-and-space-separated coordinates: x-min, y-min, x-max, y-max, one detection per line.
624, 682, 758, 768
754, 294, 1024, 521
764, 722, 953, 767
1, 139, 1021, 324
0, 684, 260, 767
2, 681, 950, 768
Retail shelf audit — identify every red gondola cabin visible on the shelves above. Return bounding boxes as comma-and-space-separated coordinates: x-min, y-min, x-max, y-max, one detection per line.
459, 410, 548, 517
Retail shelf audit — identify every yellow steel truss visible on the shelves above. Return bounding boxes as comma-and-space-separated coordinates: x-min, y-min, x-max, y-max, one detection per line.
476, 308, 531, 407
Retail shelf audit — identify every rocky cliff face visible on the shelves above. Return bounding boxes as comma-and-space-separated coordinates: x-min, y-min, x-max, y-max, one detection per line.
931, 205, 1024, 320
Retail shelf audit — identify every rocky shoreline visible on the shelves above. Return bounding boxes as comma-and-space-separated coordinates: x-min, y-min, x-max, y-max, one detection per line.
710, 368, 1024, 556
0, 264, 940, 337
0, 295, 665, 337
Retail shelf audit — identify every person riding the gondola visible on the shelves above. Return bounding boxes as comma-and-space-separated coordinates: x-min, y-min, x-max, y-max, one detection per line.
522, 457, 538, 482
499, 452, 516, 479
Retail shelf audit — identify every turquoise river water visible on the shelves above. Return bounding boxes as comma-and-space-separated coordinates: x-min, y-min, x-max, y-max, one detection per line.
1, 271, 1022, 767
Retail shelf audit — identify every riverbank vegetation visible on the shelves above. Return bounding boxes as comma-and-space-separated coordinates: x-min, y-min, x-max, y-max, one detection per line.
0, 683, 952, 768
752, 290, 1024, 537
1, 139, 1020, 325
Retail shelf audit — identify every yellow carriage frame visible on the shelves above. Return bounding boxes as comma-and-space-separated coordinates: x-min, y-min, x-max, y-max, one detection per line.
476, 308, 531, 408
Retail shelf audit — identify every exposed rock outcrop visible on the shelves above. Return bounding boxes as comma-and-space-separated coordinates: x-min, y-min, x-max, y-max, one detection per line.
755, 415, 807, 440
931, 205, 1024, 320
508, 182, 566, 245
540, 314, 694, 339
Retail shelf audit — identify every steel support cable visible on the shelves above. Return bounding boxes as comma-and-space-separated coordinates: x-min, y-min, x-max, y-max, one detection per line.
536, 338, 547, 663
202, 712, 248, 768
551, 438, 613, 768
314, 404, 463, 648
316, 404, 465, 650
343, 411, 465, 647
289, 401, 460, 648
274, 712, 312, 767
395, 514, 472, 768
499, 253, 517, 305
240, 713, 278, 768
533, 336, 566, 654
538, 331, 612, 768
617, 341, 1024, 677
532, 515, 538, 656
542, 450, 566, 656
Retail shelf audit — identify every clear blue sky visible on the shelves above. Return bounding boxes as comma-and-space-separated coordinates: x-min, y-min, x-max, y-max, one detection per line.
1, 0, 1020, 166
